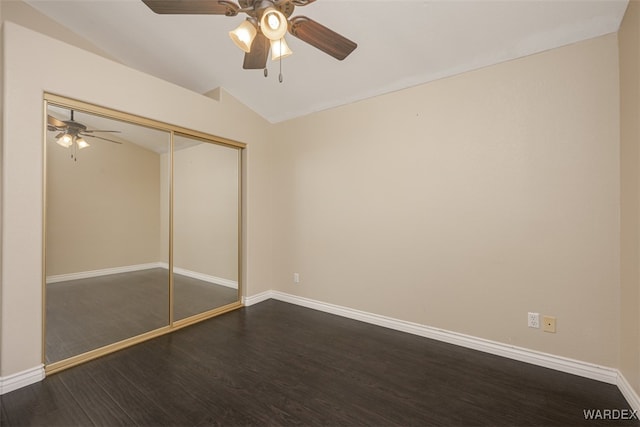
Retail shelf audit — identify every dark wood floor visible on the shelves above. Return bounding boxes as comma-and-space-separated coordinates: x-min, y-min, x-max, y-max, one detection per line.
46, 268, 238, 362
4, 300, 637, 426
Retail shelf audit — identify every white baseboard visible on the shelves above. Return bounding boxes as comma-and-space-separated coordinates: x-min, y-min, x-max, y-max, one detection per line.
46, 262, 163, 284
618, 372, 640, 412
0, 365, 45, 395
243, 290, 273, 306
172, 266, 238, 289
244, 290, 633, 395
266, 291, 619, 384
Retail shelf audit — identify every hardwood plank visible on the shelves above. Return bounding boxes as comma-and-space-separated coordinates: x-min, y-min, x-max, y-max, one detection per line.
56, 362, 136, 426
1, 395, 11, 425
95, 342, 213, 426
87, 336, 251, 424
84, 357, 187, 426
0, 376, 93, 426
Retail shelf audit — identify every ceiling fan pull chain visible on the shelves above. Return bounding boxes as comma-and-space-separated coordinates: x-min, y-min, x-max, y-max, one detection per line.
279, 39, 283, 83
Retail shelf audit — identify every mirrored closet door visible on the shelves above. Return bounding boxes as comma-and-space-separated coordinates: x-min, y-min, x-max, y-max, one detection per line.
44, 94, 244, 372
173, 134, 241, 321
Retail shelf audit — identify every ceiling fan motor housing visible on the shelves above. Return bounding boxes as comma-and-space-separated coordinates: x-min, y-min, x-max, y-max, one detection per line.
246, 0, 295, 18
63, 120, 87, 134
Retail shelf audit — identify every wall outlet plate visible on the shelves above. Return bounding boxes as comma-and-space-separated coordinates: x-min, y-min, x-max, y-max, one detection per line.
543, 315, 556, 333
293, 273, 300, 283
528, 312, 540, 328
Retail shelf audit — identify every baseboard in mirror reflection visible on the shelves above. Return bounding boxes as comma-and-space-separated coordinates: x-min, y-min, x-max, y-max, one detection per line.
46, 262, 238, 289
170, 266, 238, 289
243, 290, 638, 410
45, 262, 163, 284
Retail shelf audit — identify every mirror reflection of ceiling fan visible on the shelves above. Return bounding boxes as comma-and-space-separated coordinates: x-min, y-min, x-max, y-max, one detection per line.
141, 0, 357, 80
48, 110, 122, 150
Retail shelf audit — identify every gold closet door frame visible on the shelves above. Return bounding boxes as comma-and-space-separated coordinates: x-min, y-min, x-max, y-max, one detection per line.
43, 93, 245, 375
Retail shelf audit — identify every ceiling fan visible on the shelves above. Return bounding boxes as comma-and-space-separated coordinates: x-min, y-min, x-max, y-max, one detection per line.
141, 0, 357, 78
48, 111, 122, 159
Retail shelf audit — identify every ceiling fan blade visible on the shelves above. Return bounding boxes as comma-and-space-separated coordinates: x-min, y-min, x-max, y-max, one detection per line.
291, 0, 316, 6
81, 134, 123, 144
48, 115, 66, 129
289, 16, 357, 61
141, 0, 240, 16
83, 130, 122, 133
243, 32, 269, 70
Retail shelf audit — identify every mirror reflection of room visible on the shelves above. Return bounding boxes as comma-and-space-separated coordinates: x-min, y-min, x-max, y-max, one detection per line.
45, 103, 171, 364
45, 101, 243, 367
171, 134, 240, 320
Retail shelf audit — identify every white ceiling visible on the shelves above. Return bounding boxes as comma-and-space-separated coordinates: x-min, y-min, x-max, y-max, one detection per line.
25, 0, 628, 123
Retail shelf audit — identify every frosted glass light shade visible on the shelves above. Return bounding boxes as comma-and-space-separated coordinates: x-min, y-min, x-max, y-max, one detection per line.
76, 137, 90, 149
229, 20, 257, 53
260, 7, 287, 41
56, 133, 73, 148
271, 38, 292, 61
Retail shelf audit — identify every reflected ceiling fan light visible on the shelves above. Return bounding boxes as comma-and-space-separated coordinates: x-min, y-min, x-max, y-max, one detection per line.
260, 7, 287, 41
76, 137, 90, 150
56, 133, 73, 148
229, 19, 257, 53
271, 37, 292, 61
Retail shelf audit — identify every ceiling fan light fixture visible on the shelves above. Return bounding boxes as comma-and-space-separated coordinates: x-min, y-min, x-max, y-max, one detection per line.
76, 137, 90, 150
271, 37, 292, 61
229, 19, 257, 53
56, 133, 73, 148
260, 7, 287, 41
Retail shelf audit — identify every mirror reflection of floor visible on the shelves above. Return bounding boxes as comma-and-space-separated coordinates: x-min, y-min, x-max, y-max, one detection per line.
45, 267, 238, 364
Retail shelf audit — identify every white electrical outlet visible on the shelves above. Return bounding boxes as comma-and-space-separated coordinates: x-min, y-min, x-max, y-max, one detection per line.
528, 312, 540, 328
293, 273, 300, 283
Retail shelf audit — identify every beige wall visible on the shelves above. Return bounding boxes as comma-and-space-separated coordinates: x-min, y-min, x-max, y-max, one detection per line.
173, 141, 239, 281
1, 22, 272, 377
1, 0, 115, 61
45, 129, 162, 276
271, 34, 621, 367
620, 0, 640, 396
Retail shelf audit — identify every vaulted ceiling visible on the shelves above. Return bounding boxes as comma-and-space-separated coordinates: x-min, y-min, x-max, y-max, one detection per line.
24, 0, 629, 123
